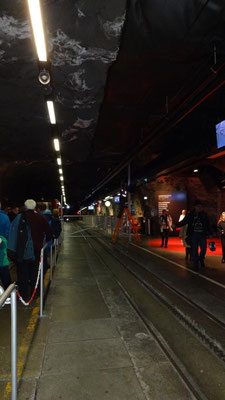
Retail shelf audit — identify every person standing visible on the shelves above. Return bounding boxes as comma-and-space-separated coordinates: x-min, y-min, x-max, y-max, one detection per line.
0, 201, 12, 289
176, 200, 211, 271
8, 199, 53, 301
159, 209, 173, 248
178, 209, 186, 240
217, 212, 225, 263
0, 201, 11, 239
8, 206, 20, 222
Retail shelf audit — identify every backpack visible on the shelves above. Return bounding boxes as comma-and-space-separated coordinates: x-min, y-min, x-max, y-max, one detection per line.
8, 213, 35, 262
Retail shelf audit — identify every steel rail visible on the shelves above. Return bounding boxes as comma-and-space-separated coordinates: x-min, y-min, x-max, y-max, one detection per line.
81, 231, 206, 400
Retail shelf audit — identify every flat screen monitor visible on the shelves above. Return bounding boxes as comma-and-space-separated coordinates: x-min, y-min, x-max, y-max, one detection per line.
216, 120, 225, 149
114, 196, 120, 203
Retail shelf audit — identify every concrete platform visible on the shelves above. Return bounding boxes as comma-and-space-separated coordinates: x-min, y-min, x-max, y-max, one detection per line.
1, 224, 196, 399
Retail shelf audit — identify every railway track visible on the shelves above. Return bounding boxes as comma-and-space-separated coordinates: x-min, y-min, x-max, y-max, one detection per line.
72, 222, 225, 400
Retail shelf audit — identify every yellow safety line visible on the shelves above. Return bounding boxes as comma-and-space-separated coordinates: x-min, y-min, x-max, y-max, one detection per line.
2, 270, 50, 399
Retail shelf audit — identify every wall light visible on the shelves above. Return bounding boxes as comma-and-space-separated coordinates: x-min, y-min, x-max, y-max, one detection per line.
57, 158, 62, 166
47, 101, 56, 124
27, 0, 47, 62
54, 138, 60, 151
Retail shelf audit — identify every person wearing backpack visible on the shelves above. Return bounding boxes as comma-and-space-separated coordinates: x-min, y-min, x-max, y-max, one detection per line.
8, 199, 53, 301
39, 207, 61, 273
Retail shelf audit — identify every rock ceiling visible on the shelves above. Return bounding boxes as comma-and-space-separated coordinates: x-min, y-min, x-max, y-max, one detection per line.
1, 1, 225, 206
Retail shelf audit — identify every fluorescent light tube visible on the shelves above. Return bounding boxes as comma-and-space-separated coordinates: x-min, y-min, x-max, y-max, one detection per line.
57, 158, 61, 165
27, 0, 47, 62
54, 138, 60, 151
47, 101, 56, 124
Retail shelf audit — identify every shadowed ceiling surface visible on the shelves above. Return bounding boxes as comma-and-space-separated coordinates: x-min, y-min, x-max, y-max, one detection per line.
1, 0, 225, 206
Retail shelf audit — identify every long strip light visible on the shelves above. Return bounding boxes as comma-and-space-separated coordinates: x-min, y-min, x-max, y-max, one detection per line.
59, 168, 63, 174
57, 157, 62, 166
27, 0, 47, 62
47, 101, 56, 124
54, 138, 60, 151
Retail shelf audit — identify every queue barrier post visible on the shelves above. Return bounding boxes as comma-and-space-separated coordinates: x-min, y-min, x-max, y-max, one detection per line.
11, 288, 17, 400
40, 248, 44, 317
0, 283, 17, 400
54, 239, 57, 267
50, 243, 53, 281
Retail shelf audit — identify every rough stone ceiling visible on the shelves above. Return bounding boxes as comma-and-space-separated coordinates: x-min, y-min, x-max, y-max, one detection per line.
1, 1, 225, 206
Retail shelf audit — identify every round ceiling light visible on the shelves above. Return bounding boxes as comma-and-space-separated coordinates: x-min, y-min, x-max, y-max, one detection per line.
38, 69, 51, 85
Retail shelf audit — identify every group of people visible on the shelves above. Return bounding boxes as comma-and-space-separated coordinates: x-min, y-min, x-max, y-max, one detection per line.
160, 200, 225, 272
0, 199, 61, 301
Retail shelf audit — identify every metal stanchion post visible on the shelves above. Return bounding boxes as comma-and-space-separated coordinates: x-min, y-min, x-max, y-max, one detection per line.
40, 249, 44, 317
50, 244, 53, 281
54, 239, 57, 267
11, 288, 17, 400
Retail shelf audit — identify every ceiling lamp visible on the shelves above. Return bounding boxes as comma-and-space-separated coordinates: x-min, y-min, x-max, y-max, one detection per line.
38, 69, 50, 85
59, 168, 63, 174
57, 158, 62, 166
60, 176, 64, 181
54, 138, 60, 151
47, 101, 56, 124
27, 0, 47, 62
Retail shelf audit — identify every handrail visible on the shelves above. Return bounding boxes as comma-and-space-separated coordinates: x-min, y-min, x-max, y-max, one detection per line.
0, 237, 62, 400
0, 283, 17, 400
0, 282, 16, 308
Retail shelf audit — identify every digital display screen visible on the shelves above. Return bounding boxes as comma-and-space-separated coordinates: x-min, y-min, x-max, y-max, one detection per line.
114, 196, 120, 203
216, 120, 225, 149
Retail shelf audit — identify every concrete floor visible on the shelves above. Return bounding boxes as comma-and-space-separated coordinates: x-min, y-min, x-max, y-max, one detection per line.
0, 224, 197, 399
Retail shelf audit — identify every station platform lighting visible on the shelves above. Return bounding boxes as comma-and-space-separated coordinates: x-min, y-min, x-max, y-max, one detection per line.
47, 101, 56, 124
54, 138, 60, 151
57, 158, 62, 166
27, 0, 47, 62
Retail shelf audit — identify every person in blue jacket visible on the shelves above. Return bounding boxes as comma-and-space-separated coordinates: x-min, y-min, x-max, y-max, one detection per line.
0, 200, 10, 239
